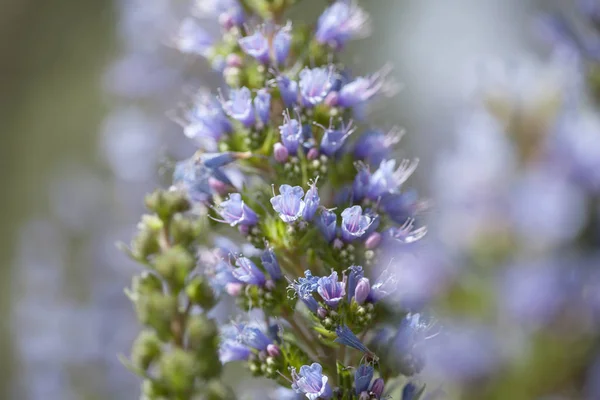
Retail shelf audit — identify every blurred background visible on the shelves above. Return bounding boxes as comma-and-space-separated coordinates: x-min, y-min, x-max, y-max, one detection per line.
0, 0, 581, 399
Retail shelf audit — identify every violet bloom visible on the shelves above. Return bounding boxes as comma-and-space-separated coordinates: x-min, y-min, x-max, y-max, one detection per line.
346, 265, 364, 302
222, 87, 255, 127
174, 155, 234, 203
174, 18, 214, 57
354, 129, 401, 166
261, 248, 282, 281
271, 184, 306, 223
302, 180, 320, 221
277, 75, 299, 107
254, 89, 271, 125
369, 268, 398, 302
240, 325, 272, 351
338, 74, 385, 107
315, 1, 370, 49
354, 364, 374, 395
320, 121, 355, 156
299, 67, 334, 107
279, 113, 303, 155
380, 190, 423, 225
340, 206, 374, 242
290, 270, 320, 313
215, 193, 258, 227
352, 166, 371, 202
273, 22, 292, 66
318, 209, 337, 242
219, 340, 251, 363
317, 271, 346, 308
354, 278, 371, 305
232, 257, 266, 286
291, 363, 333, 400
367, 159, 419, 199
334, 325, 372, 355
239, 29, 270, 64
195, 0, 245, 29
184, 94, 232, 148
384, 218, 427, 245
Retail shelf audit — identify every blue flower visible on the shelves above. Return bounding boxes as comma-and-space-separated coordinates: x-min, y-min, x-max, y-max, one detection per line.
184, 95, 232, 148
232, 257, 266, 286
370, 268, 398, 302
334, 325, 373, 356
352, 166, 371, 202
318, 209, 337, 242
289, 270, 320, 312
274, 23, 292, 66
354, 129, 401, 166
261, 248, 282, 281
346, 265, 364, 302
254, 88, 271, 125
320, 121, 355, 156
338, 73, 385, 108
174, 154, 235, 203
367, 159, 419, 199
380, 190, 423, 225
402, 382, 419, 400
240, 325, 272, 351
174, 18, 214, 56
384, 219, 427, 245
302, 180, 320, 221
206, 259, 238, 293
214, 193, 258, 227
315, 1, 370, 49
219, 339, 251, 363
196, 0, 245, 29
277, 75, 299, 107
317, 271, 346, 308
354, 278, 371, 305
271, 184, 306, 223
291, 363, 333, 400
354, 364, 374, 395
340, 205, 374, 242
279, 112, 303, 155
393, 313, 437, 355
222, 87, 255, 127
299, 67, 334, 107
239, 30, 270, 64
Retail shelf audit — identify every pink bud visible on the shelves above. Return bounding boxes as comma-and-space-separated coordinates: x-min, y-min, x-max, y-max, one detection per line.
354, 278, 371, 305
266, 344, 281, 358
265, 280, 276, 291
273, 142, 289, 163
225, 282, 244, 296
238, 225, 250, 235
333, 238, 344, 250
324, 91, 339, 107
371, 378, 385, 398
226, 53, 243, 68
317, 307, 328, 319
307, 147, 320, 160
218, 13, 235, 30
209, 177, 228, 195
365, 232, 382, 250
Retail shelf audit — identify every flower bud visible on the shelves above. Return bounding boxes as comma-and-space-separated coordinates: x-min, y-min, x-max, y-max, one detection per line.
135, 293, 178, 340
141, 379, 168, 398
371, 378, 385, 398
354, 277, 371, 305
145, 189, 190, 221
131, 330, 162, 370
226, 282, 244, 297
223, 66, 242, 88
364, 232, 382, 249
317, 307, 328, 319
131, 227, 161, 260
187, 314, 219, 352
325, 91, 339, 107
226, 53, 243, 68
307, 147, 320, 160
131, 271, 163, 296
186, 276, 216, 309
273, 142, 289, 163
159, 349, 197, 394
154, 246, 195, 290
266, 344, 281, 358
209, 177, 229, 196
170, 213, 202, 247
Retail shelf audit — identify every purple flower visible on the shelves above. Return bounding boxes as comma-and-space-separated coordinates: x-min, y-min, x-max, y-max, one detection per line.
354, 129, 401, 166
340, 206, 374, 242
240, 325, 272, 351
271, 184, 306, 223
317, 271, 346, 308
184, 95, 232, 149
279, 112, 303, 154
302, 180, 320, 221
277, 75, 299, 107
384, 218, 427, 245
232, 257, 266, 286
174, 155, 235, 203
174, 18, 213, 56
254, 89, 271, 125
334, 325, 372, 355
215, 193, 258, 226
219, 340, 251, 363
367, 159, 419, 199
239, 30, 270, 64
354, 278, 371, 305
338, 73, 385, 107
195, 0, 245, 29
320, 121, 355, 156
380, 190, 424, 225
371, 378, 385, 399
346, 265, 364, 302
261, 248, 282, 281
222, 87, 255, 127
299, 67, 334, 107
274, 142, 289, 163
291, 363, 333, 400
352, 166, 371, 202
354, 364, 374, 395
315, 1, 370, 49
318, 209, 337, 242
273, 23, 292, 66
370, 268, 398, 302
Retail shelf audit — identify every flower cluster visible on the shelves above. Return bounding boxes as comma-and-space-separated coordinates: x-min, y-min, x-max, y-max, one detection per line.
123, 0, 430, 399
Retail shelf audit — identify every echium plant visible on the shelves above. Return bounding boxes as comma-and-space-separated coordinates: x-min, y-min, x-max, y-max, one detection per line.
122, 0, 430, 399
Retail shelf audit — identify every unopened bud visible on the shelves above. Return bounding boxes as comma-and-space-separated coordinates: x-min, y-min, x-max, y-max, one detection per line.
354, 278, 371, 305
317, 307, 328, 319
131, 330, 162, 370
209, 177, 229, 195
274, 142, 289, 163
365, 232, 382, 250
154, 246, 195, 290
238, 224, 250, 235
307, 147, 320, 160
187, 314, 218, 352
226, 53, 243, 68
371, 378, 385, 398
223, 66, 242, 87
265, 280, 276, 291
226, 282, 244, 297
186, 276, 216, 309
135, 293, 178, 340
159, 349, 197, 394
324, 91, 339, 107
266, 344, 281, 358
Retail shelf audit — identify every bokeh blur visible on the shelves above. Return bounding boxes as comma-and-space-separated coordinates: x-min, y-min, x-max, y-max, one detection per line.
0, 0, 592, 399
